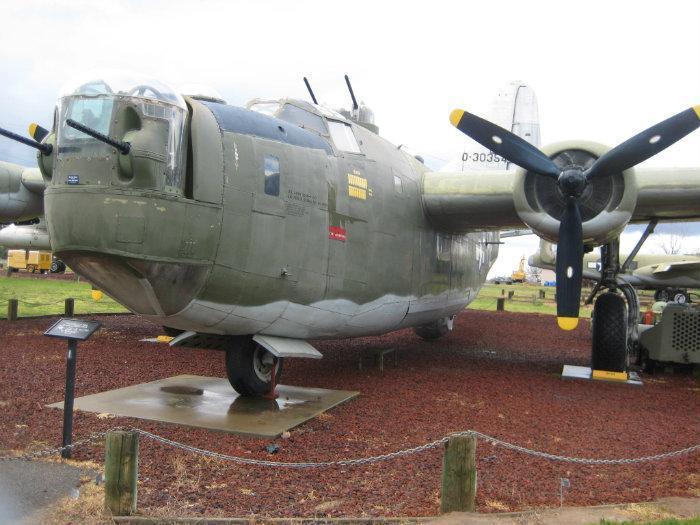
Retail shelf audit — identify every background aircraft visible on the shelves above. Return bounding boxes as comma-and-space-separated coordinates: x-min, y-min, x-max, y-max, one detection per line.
1, 69, 699, 395
530, 238, 700, 302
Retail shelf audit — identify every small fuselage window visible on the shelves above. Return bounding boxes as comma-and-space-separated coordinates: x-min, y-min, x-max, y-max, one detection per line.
278, 104, 328, 135
328, 120, 361, 153
393, 175, 403, 193
249, 102, 281, 116
264, 155, 280, 196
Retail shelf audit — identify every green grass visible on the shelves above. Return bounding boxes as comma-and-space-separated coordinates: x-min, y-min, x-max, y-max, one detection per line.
468, 283, 662, 317
0, 275, 685, 320
0, 275, 128, 319
468, 283, 594, 316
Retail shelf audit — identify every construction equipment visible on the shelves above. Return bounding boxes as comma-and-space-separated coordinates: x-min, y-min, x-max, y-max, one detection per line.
511, 255, 527, 283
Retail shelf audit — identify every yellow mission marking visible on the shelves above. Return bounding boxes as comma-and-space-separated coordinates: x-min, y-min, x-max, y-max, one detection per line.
348, 174, 368, 189
556, 317, 579, 330
449, 109, 465, 127
349, 186, 367, 200
592, 369, 628, 382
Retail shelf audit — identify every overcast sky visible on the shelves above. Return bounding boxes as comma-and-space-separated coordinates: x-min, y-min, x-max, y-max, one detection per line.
1, 0, 699, 275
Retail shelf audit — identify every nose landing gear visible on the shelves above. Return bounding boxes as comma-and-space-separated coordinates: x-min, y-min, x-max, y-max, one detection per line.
225, 336, 283, 396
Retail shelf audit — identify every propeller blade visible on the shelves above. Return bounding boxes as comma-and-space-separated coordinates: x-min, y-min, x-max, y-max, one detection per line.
449, 109, 560, 178
28, 123, 49, 143
555, 197, 584, 330
586, 105, 700, 180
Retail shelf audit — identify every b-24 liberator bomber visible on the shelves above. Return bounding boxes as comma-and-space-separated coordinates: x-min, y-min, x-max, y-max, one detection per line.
1, 70, 699, 395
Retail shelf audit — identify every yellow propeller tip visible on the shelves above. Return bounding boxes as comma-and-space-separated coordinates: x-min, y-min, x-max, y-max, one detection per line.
557, 317, 579, 331
693, 105, 700, 119
28, 123, 38, 137
449, 109, 465, 127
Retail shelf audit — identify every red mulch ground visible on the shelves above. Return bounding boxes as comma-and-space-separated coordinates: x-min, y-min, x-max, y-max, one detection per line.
1, 311, 698, 518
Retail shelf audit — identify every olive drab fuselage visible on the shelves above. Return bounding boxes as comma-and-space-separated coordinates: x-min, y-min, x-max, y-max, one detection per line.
45, 95, 498, 339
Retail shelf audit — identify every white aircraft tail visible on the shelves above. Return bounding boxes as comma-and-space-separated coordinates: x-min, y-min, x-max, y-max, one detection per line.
441, 81, 540, 172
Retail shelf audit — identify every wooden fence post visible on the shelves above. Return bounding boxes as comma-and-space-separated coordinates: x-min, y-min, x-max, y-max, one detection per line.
104, 430, 139, 516
7, 299, 18, 321
496, 297, 505, 311
64, 298, 75, 317
539, 289, 546, 299
441, 434, 477, 513
507, 290, 515, 300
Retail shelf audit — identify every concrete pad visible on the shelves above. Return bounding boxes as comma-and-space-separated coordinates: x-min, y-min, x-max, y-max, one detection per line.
48, 375, 358, 438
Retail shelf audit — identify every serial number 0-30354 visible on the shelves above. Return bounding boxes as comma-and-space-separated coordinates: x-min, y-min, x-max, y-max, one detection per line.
462, 152, 507, 163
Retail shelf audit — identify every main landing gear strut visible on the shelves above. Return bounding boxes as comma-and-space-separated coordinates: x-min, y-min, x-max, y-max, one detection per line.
585, 220, 657, 372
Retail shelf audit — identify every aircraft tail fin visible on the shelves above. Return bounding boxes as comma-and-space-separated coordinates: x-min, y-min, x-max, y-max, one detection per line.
441, 81, 540, 172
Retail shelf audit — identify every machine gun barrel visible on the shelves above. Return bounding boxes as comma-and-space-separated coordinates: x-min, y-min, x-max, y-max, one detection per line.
344, 74, 358, 110
66, 119, 130, 155
0, 126, 52, 155
303, 77, 318, 105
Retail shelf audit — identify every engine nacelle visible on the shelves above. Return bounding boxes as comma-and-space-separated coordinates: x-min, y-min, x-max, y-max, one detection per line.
513, 140, 638, 246
0, 161, 45, 222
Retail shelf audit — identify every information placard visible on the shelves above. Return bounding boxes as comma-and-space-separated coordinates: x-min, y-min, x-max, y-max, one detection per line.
44, 318, 101, 341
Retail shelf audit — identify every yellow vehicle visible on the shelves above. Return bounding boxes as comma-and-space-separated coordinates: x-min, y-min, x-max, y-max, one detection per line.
511, 255, 527, 283
7, 249, 27, 271
7, 249, 52, 273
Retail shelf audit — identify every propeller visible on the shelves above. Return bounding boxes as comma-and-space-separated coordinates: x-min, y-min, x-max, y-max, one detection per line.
28, 123, 49, 143
450, 105, 700, 330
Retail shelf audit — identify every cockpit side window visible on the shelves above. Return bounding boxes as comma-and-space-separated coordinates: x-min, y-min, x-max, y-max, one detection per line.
277, 104, 327, 135
248, 102, 280, 116
328, 120, 361, 153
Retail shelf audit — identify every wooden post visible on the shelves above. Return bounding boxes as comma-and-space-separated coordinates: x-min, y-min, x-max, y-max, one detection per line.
508, 290, 515, 300
441, 434, 477, 513
539, 289, 546, 299
64, 298, 75, 317
496, 297, 505, 311
7, 299, 18, 321
104, 431, 139, 516
501, 289, 505, 296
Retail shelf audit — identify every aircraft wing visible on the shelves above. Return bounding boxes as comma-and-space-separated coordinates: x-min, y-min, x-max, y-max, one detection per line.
632, 167, 700, 221
422, 164, 700, 235
0, 161, 45, 222
651, 260, 700, 274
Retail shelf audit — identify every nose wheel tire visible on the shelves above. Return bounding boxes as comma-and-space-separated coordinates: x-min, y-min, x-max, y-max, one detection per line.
591, 292, 628, 372
225, 337, 283, 396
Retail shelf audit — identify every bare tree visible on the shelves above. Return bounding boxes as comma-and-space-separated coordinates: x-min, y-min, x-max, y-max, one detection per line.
658, 234, 684, 255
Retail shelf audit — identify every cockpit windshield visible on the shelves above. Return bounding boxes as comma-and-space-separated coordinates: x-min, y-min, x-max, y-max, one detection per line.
57, 69, 187, 108
56, 70, 188, 193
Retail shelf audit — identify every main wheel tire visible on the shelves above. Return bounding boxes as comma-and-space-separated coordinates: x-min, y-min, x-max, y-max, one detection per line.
414, 316, 453, 341
591, 292, 628, 372
673, 291, 689, 304
225, 337, 283, 396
